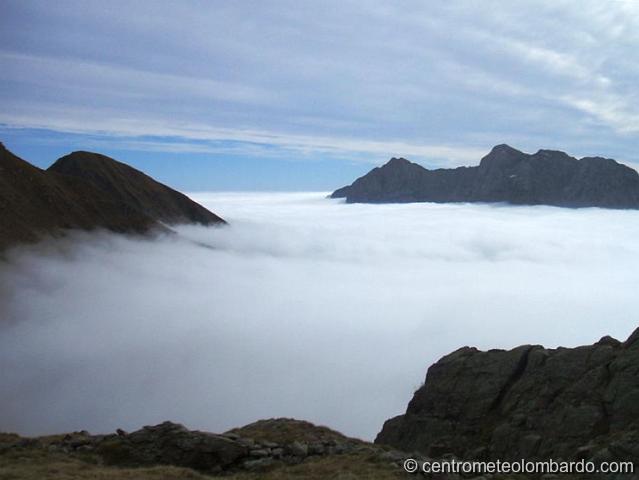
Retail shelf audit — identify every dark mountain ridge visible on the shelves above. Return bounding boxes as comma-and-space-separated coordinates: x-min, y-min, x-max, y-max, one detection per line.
332, 144, 639, 208
0, 143, 225, 251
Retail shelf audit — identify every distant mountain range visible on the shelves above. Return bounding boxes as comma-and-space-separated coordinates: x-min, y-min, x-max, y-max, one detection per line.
332, 144, 639, 208
0, 143, 225, 251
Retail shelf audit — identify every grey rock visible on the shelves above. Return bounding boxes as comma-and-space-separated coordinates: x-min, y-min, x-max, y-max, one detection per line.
376, 327, 639, 465
242, 457, 274, 471
285, 440, 308, 457
308, 442, 325, 455
96, 421, 247, 472
249, 448, 270, 458
237, 437, 255, 448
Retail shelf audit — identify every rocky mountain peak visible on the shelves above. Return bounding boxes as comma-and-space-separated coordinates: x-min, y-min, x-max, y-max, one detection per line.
384, 157, 413, 168
478, 144, 526, 169
331, 144, 639, 208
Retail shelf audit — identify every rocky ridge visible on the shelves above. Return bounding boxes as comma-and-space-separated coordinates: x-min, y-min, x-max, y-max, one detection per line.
376, 327, 639, 468
332, 144, 639, 208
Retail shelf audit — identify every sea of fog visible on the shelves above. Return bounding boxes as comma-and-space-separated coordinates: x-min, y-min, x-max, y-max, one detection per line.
1, 192, 639, 440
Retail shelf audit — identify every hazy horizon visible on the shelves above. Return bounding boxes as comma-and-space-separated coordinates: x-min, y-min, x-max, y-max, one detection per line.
2, 193, 637, 440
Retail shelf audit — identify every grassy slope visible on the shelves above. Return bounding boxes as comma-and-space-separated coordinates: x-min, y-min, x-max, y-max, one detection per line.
0, 432, 404, 480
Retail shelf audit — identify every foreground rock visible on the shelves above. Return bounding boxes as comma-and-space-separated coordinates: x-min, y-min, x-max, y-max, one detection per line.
0, 142, 225, 251
27, 419, 392, 475
376, 327, 639, 467
332, 144, 639, 208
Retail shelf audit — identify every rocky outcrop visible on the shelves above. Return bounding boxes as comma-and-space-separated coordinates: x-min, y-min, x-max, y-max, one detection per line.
332, 144, 639, 208
0, 143, 225, 250
29, 419, 384, 474
376, 328, 639, 466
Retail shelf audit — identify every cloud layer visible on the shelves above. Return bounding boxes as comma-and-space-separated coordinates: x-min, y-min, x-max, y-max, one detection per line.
1, 193, 639, 440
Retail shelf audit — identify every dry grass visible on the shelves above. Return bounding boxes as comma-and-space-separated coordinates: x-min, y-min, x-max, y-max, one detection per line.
0, 425, 409, 480
0, 446, 211, 480
226, 452, 407, 480
0, 437, 405, 480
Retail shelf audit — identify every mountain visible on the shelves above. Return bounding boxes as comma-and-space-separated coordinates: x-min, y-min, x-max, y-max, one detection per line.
375, 328, 639, 465
0, 143, 225, 251
49, 151, 224, 226
332, 144, 639, 208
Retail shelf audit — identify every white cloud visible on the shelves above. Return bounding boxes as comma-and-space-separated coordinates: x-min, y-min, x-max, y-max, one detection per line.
1, 193, 638, 440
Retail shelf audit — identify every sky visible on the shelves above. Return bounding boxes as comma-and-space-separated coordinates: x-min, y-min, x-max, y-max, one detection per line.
1, 1, 639, 190
2, 193, 638, 439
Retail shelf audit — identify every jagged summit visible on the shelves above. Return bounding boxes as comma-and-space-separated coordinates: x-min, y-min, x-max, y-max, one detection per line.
331, 145, 639, 208
487, 143, 521, 154
385, 157, 412, 167
0, 144, 225, 251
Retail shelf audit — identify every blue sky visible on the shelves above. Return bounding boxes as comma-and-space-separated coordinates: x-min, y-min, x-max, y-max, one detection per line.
2, 0, 639, 190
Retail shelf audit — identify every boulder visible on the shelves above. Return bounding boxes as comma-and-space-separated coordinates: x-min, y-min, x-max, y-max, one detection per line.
97, 421, 247, 471
376, 328, 639, 466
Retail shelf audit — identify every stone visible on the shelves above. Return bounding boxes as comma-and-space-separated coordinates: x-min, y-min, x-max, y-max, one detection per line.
249, 448, 269, 458
308, 442, 325, 455
376, 327, 639, 465
285, 441, 308, 457
242, 457, 274, 471
96, 421, 247, 472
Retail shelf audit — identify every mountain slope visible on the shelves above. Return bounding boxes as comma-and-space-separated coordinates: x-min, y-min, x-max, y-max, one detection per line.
49, 151, 225, 226
0, 143, 224, 251
332, 145, 639, 208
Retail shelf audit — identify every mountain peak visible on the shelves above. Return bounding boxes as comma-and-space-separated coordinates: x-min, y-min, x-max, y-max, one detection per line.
479, 144, 527, 169
49, 150, 225, 226
51, 150, 138, 173
489, 144, 521, 154
385, 157, 412, 168
0, 143, 225, 250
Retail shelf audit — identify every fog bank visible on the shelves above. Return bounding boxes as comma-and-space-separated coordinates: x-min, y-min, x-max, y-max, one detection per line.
1, 192, 638, 440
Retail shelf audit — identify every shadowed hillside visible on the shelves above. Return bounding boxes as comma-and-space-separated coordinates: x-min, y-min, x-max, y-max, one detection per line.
0, 143, 225, 251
